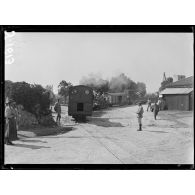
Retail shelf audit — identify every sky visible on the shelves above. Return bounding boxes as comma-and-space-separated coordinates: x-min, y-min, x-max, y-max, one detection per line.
5, 32, 193, 94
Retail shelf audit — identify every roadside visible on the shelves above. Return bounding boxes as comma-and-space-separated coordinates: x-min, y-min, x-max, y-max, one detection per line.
4, 105, 193, 164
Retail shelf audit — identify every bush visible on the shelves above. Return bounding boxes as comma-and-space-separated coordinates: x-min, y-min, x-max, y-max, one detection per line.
5, 81, 51, 117
19, 109, 39, 128
39, 114, 56, 127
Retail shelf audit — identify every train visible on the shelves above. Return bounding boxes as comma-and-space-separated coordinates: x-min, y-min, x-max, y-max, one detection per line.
68, 85, 93, 121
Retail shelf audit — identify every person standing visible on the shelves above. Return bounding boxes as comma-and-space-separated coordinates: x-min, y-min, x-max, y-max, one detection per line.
54, 99, 61, 125
160, 98, 165, 110
9, 100, 18, 141
157, 98, 162, 111
4, 98, 16, 145
147, 99, 152, 111
153, 102, 159, 120
136, 102, 144, 131
12, 102, 19, 139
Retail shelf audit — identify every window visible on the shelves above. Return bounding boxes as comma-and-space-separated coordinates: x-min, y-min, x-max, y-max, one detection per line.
77, 103, 83, 111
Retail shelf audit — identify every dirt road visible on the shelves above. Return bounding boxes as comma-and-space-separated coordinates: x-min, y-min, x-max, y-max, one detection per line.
4, 105, 193, 164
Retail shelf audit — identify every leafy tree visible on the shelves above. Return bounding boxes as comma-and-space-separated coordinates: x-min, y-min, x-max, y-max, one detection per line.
45, 85, 55, 105
159, 77, 173, 91
167, 77, 173, 83
109, 73, 131, 92
109, 73, 146, 100
5, 81, 51, 116
136, 82, 146, 97
126, 80, 139, 101
5, 80, 13, 100
58, 80, 73, 103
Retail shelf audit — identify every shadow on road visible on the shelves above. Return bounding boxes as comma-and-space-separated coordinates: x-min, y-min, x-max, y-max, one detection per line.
11, 143, 50, 150
146, 130, 169, 133
88, 117, 124, 127
57, 127, 76, 135
40, 135, 118, 140
86, 109, 125, 127
17, 126, 77, 139
20, 139, 47, 143
92, 110, 108, 117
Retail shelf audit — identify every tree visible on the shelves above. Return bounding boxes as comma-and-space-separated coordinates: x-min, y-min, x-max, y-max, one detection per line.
45, 85, 55, 105
5, 80, 13, 100
58, 80, 73, 103
109, 73, 146, 99
126, 80, 140, 102
5, 81, 51, 116
109, 73, 131, 92
145, 93, 157, 99
159, 77, 173, 91
136, 82, 146, 97
167, 77, 173, 83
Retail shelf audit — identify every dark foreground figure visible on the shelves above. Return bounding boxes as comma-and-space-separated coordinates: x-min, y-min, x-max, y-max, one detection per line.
153, 102, 159, 120
4, 98, 18, 145
136, 102, 144, 131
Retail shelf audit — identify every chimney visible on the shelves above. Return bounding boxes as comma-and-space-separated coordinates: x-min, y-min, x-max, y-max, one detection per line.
173, 75, 186, 82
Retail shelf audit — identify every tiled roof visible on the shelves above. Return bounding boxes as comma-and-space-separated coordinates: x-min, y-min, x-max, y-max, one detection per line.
166, 76, 193, 88
160, 88, 193, 95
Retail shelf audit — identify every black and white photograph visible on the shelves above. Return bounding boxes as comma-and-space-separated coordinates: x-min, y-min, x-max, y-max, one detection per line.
1, 26, 194, 168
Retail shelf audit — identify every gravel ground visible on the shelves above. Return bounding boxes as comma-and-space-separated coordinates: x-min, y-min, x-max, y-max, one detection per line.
4, 105, 193, 164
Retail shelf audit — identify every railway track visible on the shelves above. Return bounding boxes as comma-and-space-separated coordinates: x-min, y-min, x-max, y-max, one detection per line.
78, 122, 144, 164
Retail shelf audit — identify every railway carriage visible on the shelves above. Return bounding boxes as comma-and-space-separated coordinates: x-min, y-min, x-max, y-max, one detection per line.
68, 85, 93, 120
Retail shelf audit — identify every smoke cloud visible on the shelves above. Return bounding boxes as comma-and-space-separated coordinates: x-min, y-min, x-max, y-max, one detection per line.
79, 73, 108, 88
79, 72, 146, 95
109, 73, 131, 92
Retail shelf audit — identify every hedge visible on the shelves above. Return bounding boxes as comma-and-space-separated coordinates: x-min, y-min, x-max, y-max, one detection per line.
5, 81, 51, 116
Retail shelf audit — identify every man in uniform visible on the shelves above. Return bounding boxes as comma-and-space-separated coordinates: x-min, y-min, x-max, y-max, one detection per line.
153, 102, 159, 120
54, 99, 61, 125
136, 102, 144, 131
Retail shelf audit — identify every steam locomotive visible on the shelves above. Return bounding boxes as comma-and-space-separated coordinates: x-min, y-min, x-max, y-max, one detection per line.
68, 85, 93, 121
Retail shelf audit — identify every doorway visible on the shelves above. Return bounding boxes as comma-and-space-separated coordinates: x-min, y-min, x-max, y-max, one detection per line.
118, 96, 122, 104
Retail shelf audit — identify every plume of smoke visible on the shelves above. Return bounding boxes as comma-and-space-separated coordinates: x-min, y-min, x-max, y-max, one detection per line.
80, 72, 146, 95
109, 73, 131, 92
79, 73, 108, 88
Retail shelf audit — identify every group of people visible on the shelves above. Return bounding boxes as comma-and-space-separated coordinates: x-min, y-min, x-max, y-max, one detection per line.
4, 98, 62, 145
4, 98, 20, 145
146, 98, 161, 120
136, 98, 162, 131
4, 96, 163, 143
53, 98, 163, 132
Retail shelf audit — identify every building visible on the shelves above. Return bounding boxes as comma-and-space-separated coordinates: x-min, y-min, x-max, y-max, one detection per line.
167, 76, 193, 88
160, 76, 194, 111
173, 75, 186, 82
106, 92, 128, 105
